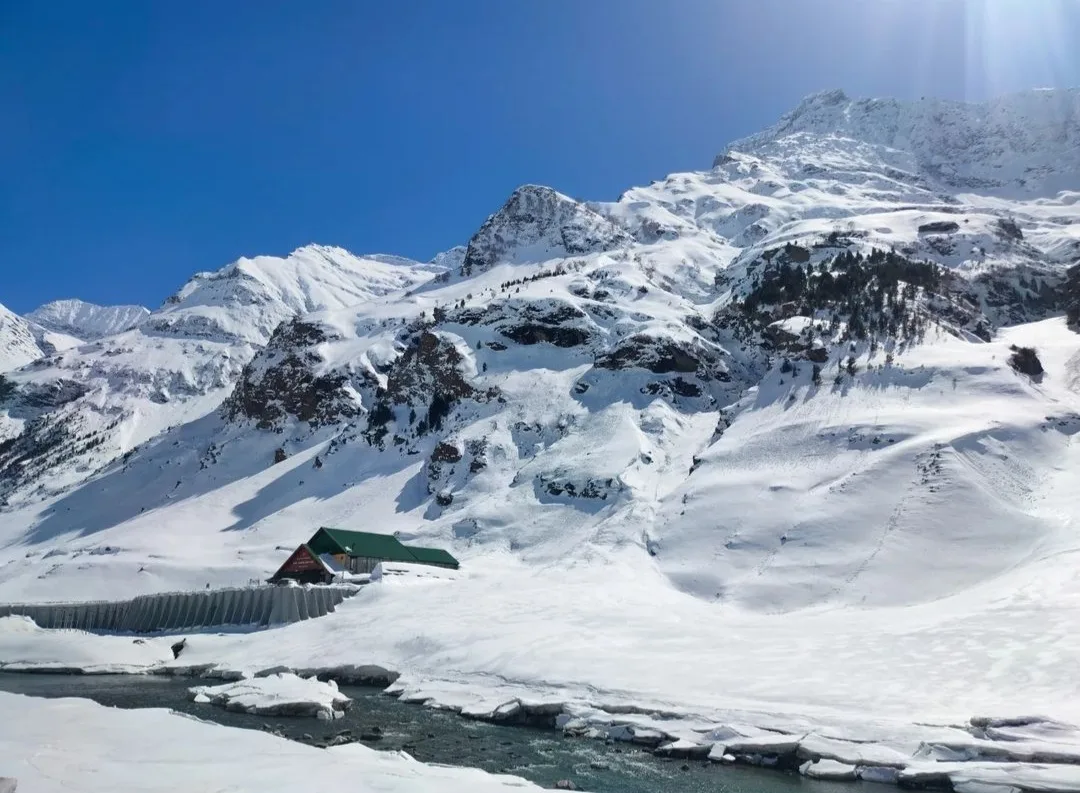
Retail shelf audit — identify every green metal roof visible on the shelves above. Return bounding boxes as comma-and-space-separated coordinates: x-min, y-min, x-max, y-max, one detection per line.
308, 528, 416, 562
405, 546, 460, 569
308, 528, 460, 569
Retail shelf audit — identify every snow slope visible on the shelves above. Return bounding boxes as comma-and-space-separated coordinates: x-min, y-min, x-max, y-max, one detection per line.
27, 299, 150, 340
0, 302, 44, 373
1, 88, 1080, 788
0, 245, 442, 504
0, 692, 539, 792
723, 87, 1080, 196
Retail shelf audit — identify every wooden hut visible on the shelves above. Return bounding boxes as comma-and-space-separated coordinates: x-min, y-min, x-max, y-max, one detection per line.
269, 528, 459, 583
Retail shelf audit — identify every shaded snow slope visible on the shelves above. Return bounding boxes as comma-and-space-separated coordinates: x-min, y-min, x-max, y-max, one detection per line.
0, 302, 44, 373
27, 299, 149, 340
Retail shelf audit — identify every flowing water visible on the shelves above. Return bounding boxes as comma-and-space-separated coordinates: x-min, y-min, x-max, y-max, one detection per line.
0, 672, 870, 793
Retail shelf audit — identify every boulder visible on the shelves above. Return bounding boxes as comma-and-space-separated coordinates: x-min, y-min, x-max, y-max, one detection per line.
918, 221, 961, 234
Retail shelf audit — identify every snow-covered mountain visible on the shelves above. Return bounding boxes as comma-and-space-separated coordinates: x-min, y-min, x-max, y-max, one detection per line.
148, 244, 440, 343
0, 245, 443, 501
721, 87, 1080, 195
27, 299, 150, 341
2, 90, 1080, 777
0, 303, 45, 373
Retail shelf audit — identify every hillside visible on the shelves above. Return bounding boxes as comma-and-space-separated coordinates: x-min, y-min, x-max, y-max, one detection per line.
1, 90, 1080, 782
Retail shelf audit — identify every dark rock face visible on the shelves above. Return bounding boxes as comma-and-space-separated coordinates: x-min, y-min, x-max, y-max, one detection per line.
385, 332, 476, 407
460, 185, 632, 276
223, 320, 360, 430
540, 473, 619, 500
596, 335, 726, 379
918, 221, 961, 234
996, 217, 1024, 241
431, 442, 462, 464
453, 299, 598, 349
425, 436, 489, 505
644, 377, 702, 398
502, 324, 592, 348
366, 332, 490, 445
19, 379, 89, 409
1008, 345, 1044, 377
1063, 263, 1080, 331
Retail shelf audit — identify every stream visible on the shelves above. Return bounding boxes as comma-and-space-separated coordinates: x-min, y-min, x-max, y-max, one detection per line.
0, 672, 871, 793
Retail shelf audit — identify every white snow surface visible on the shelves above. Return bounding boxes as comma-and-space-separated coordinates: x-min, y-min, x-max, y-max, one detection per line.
1, 88, 1080, 790
148, 243, 439, 344
0, 302, 44, 372
26, 299, 150, 340
724, 87, 1080, 196
0, 691, 538, 792
0, 244, 441, 503
188, 672, 351, 718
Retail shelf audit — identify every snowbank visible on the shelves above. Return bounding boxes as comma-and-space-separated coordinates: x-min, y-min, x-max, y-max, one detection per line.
371, 561, 461, 582
0, 615, 173, 673
0, 692, 538, 792
189, 672, 351, 719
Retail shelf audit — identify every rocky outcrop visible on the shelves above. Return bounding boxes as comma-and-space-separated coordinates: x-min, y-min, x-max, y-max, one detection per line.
223, 320, 361, 430
365, 332, 492, 446
596, 334, 728, 380
918, 221, 961, 234
451, 298, 600, 349
461, 185, 632, 276
1063, 264, 1080, 331
1008, 345, 1044, 377
538, 472, 622, 501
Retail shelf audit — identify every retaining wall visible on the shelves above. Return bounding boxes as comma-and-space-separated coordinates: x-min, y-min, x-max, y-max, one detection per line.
0, 584, 359, 634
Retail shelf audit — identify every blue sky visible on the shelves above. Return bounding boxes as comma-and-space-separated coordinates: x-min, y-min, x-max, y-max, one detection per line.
3, 0, 1079, 313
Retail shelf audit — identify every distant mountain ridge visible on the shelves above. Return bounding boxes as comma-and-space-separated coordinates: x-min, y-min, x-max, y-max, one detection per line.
721, 88, 1080, 195
27, 299, 150, 341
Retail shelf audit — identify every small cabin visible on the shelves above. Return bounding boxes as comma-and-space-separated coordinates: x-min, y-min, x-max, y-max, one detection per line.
269, 528, 459, 584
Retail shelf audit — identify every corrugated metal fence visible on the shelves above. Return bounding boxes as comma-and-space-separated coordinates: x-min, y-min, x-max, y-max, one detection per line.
0, 584, 360, 634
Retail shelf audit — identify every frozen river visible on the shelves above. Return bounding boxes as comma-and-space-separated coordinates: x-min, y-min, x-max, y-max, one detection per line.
0, 672, 869, 793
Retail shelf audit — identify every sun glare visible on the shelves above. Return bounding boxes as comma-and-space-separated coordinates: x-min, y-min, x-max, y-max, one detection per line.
961, 0, 1075, 99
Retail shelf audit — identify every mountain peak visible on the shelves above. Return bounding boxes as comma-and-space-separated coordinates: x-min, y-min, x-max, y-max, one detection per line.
27, 299, 150, 341
719, 88, 1080, 195
460, 184, 633, 276
149, 245, 440, 344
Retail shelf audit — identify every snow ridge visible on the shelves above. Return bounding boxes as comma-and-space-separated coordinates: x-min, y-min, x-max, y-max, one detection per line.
149, 244, 438, 344
461, 185, 633, 275
27, 299, 150, 341
722, 88, 1080, 195
0, 302, 44, 373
